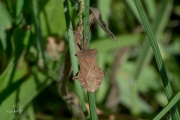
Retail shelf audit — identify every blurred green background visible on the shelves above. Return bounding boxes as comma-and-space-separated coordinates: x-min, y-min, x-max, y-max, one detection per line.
0, 0, 180, 119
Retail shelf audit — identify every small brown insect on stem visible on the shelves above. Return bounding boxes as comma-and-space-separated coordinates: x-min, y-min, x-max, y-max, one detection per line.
72, 27, 106, 92
72, 7, 120, 92
73, 48, 106, 92
73, 15, 106, 92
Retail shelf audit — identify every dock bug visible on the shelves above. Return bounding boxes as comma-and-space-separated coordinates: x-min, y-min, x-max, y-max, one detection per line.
72, 7, 122, 92
73, 43, 106, 92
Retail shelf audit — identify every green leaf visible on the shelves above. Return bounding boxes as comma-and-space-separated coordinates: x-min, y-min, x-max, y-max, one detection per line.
166, 38, 180, 55
144, 0, 156, 20
12, 27, 29, 58
0, 2, 12, 30
117, 62, 154, 113
138, 65, 160, 93
39, 0, 66, 37
0, 2, 12, 50
91, 34, 141, 53
15, 0, 24, 24
0, 66, 53, 120
0, 58, 15, 93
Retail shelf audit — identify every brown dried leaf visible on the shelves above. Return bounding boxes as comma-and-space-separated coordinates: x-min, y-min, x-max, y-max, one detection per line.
89, 13, 95, 26
46, 37, 65, 59
74, 22, 83, 51
74, 14, 95, 50
90, 7, 119, 43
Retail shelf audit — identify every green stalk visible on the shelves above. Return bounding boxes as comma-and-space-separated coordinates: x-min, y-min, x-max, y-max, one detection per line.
83, 0, 90, 41
32, 0, 45, 65
88, 92, 98, 120
83, 0, 98, 120
133, 0, 180, 119
62, 0, 88, 119
131, 0, 173, 115
153, 91, 180, 120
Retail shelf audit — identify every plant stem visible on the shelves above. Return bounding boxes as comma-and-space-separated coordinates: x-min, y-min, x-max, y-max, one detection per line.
88, 92, 98, 120
83, 0, 98, 119
83, 0, 90, 43
62, 0, 89, 119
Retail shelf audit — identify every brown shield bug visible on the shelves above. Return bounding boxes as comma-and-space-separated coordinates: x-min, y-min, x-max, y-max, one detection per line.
73, 43, 106, 92
72, 7, 122, 92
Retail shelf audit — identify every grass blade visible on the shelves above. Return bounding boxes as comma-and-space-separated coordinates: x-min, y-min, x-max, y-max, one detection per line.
153, 91, 180, 120
130, 0, 174, 115
83, 0, 98, 119
32, 0, 45, 65
133, 0, 180, 119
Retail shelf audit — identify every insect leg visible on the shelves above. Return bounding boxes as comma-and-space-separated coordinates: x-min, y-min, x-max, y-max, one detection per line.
72, 72, 79, 80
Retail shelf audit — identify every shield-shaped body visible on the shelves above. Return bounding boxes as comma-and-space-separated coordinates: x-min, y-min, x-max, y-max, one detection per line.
76, 49, 105, 92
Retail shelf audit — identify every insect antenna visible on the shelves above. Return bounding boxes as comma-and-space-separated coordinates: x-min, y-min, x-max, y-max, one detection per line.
68, 26, 83, 50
